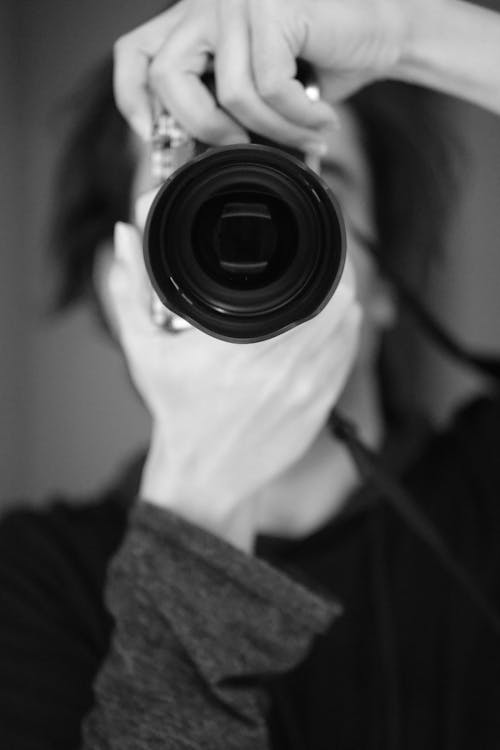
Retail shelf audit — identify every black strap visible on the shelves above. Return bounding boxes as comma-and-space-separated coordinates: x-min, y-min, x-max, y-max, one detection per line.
329, 411, 500, 637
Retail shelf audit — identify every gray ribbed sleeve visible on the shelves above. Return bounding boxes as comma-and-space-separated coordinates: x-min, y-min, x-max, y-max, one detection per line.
82, 500, 341, 749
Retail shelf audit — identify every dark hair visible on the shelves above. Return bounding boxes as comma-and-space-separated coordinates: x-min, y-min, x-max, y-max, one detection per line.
48, 57, 135, 314
347, 83, 461, 425
48, 56, 460, 425
350, 82, 459, 284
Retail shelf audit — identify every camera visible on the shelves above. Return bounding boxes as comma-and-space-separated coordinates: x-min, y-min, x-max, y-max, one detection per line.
143, 60, 346, 343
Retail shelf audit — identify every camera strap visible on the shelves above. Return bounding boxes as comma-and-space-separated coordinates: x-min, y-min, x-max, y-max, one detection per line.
330, 410, 500, 637
330, 252, 500, 637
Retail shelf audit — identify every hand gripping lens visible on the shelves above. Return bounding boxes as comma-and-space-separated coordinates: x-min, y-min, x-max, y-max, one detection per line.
144, 62, 346, 343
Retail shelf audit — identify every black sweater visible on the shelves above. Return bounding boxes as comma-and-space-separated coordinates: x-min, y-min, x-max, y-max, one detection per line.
1, 396, 500, 749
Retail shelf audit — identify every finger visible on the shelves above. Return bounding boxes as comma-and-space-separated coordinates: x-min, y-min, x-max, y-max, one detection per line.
115, 222, 152, 297
253, 283, 358, 386
114, 219, 196, 339
323, 303, 363, 374
315, 68, 372, 103
149, 43, 250, 146
113, 4, 186, 139
110, 222, 155, 338
146, 7, 250, 147
214, 0, 331, 153
309, 298, 362, 369
286, 266, 357, 348
285, 303, 361, 432
134, 188, 161, 234
310, 303, 362, 407
248, 0, 339, 132
133, 190, 195, 333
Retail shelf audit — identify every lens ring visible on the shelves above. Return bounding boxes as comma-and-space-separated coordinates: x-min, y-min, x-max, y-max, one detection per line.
166, 166, 320, 314
144, 144, 345, 342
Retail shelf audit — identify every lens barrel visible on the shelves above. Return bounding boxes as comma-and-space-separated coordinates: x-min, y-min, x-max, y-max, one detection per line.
144, 143, 346, 343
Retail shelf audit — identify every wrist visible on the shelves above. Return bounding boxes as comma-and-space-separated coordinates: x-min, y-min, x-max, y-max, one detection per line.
395, 2, 448, 80
394, 1, 500, 114
139, 424, 256, 551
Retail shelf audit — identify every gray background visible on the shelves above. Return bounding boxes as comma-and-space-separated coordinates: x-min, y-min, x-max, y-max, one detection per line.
1, 0, 499, 508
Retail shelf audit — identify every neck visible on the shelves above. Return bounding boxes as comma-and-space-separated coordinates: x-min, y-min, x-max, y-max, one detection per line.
254, 363, 384, 539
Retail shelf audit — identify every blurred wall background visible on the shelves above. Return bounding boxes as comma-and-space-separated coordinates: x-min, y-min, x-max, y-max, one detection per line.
1, 0, 500, 507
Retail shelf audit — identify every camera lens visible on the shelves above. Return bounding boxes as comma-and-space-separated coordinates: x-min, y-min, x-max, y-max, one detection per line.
144, 144, 345, 343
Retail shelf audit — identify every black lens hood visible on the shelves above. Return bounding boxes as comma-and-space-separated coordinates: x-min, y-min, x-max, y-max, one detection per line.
144, 143, 346, 343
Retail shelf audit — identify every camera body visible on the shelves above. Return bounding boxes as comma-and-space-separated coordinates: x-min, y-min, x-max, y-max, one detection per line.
143, 61, 346, 343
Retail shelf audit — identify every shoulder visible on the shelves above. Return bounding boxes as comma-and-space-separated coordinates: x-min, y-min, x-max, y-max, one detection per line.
408, 393, 500, 496
0, 490, 128, 606
0, 450, 143, 603
0, 486, 130, 748
397, 393, 500, 576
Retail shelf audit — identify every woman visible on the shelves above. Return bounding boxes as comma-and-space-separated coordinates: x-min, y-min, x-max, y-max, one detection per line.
1, 1, 500, 748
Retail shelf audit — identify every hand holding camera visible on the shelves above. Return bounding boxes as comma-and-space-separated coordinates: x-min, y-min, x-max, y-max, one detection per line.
108, 0, 392, 548
107, 0, 471, 549
113, 0, 420, 149
109, 218, 360, 549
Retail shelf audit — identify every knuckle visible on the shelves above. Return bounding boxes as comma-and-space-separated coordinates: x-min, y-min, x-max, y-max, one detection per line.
113, 32, 137, 62
113, 35, 128, 58
291, 373, 315, 408
113, 86, 133, 116
256, 73, 282, 103
217, 84, 243, 112
148, 57, 171, 85
193, 117, 227, 145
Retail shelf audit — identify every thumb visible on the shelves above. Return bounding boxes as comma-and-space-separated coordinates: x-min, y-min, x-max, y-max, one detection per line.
109, 222, 154, 337
134, 187, 161, 234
